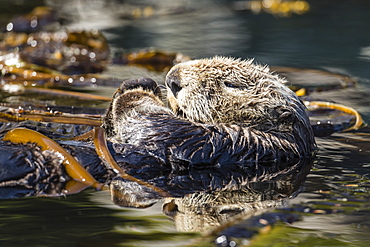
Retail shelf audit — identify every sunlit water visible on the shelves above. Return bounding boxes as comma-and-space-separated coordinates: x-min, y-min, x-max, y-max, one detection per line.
0, 0, 370, 246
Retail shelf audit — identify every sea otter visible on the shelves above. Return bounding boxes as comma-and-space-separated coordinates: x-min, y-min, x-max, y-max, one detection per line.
102, 56, 316, 195
0, 56, 316, 198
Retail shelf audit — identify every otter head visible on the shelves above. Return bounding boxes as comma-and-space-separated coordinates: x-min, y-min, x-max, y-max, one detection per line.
166, 56, 309, 132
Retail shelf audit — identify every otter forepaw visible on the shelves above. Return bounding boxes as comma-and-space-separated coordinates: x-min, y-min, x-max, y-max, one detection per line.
113, 77, 161, 99
102, 77, 168, 139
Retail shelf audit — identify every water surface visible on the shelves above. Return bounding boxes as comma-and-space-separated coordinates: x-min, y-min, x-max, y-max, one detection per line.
0, 0, 370, 246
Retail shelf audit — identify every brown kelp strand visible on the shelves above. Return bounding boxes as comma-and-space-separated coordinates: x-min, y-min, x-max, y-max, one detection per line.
3, 128, 104, 191
91, 127, 171, 197
0, 106, 102, 126
113, 48, 191, 72
306, 101, 364, 131
0, 103, 106, 115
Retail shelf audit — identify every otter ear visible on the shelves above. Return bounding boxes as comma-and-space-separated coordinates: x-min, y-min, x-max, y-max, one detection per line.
162, 200, 178, 217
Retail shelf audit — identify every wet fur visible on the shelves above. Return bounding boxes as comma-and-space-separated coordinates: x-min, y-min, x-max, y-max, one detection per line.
102, 57, 316, 191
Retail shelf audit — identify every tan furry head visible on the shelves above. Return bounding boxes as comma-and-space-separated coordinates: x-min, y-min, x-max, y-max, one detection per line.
166, 56, 306, 133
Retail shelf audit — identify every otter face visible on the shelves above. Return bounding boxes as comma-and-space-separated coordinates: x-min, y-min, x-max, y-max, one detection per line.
166, 56, 304, 131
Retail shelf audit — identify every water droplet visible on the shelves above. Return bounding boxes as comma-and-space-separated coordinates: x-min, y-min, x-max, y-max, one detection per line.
30, 40, 37, 47
259, 218, 269, 225
89, 52, 96, 59
74, 48, 80, 55
30, 16, 38, 28
215, 235, 227, 244
81, 48, 88, 55
338, 198, 348, 202
68, 78, 73, 83
79, 76, 85, 82
6, 22, 13, 32
70, 56, 76, 63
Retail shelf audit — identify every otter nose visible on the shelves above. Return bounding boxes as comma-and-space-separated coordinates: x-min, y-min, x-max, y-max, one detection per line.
167, 78, 182, 98
166, 68, 182, 98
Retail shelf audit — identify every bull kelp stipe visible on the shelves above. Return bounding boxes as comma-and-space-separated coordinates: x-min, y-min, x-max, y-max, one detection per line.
305, 101, 364, 131
3, 128, 103, 191
92, 127, 171, 197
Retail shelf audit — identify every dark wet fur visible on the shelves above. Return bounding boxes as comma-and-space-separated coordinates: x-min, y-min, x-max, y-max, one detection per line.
0, 142, 68, 197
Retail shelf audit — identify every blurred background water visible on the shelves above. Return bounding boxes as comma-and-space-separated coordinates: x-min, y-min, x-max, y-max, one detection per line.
0, 0, 370, 246
47, 0, 370, 121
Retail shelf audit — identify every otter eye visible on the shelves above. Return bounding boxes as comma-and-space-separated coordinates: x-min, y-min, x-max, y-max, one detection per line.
224, 81, 245, 89
224, 81, 238, 88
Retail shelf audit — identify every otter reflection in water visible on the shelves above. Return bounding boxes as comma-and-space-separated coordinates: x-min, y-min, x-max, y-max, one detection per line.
0, 57, 315, 202
111, 158, 313, 233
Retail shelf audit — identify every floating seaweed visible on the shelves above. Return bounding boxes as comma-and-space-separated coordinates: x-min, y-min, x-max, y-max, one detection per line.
113, 48, 191, 72
0, 30, 110, 74
232, 0, 310, 17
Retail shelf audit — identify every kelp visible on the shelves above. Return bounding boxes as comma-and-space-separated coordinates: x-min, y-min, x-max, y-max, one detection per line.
0, 30, 110, 74
0, 106, 102, 126
3, 128, 103, 191
232, 0, 310, 17
113, 48, 191, 72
